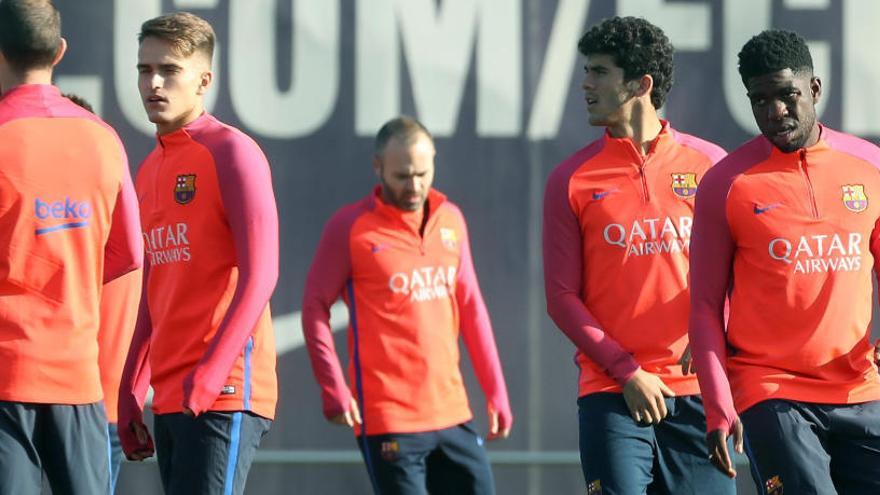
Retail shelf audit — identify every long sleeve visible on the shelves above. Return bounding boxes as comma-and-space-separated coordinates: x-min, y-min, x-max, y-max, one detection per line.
301, 207, 359, 419
688, 169, 738, 433
117, 258, 153, 455
451, 207, 512, 426
542, 167, 640, 385
98, 268, 143, 424
181, 137, 280, 415
104, 154, 143, 283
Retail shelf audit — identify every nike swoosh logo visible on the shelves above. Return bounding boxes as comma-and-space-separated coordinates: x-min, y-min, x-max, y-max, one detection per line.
753, 203, 782, 214
592, 189, 618, 201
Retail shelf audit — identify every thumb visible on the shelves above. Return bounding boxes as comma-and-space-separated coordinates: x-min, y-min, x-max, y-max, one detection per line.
132, 422, 149, 445
488, 407, 499, 435
732, 419, 745, 454
659, 380, 675, 397
350, 399, 363, 425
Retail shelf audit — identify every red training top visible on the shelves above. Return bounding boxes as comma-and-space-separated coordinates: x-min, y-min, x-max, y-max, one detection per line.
690, 126, 880, 433
544, 121, 725, 398
0, 84, 142, 405
118, 113, 278, 430
301, 187, 512, 435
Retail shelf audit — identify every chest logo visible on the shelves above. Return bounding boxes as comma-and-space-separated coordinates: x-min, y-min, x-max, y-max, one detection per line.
174, 174, 197, 205
753, 203, 782, 215
842, 184, 868, 212
591, 188, 618, 201
671, 173, 698, 198
440, 227, 458, 250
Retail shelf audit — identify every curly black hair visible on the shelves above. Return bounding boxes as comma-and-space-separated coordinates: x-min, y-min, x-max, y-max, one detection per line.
738, 29, 813, 84
577, 16, 674, 110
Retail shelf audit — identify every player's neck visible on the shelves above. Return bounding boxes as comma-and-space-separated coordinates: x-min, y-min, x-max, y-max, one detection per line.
0, 68, 53, 93
606, 102, 662, 156
156, 103, 206, 135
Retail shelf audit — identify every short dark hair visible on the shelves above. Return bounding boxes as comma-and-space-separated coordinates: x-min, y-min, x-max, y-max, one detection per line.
63, 93, 93, 113
374, 116, 433, 155
139, 12, 215, 62
0, 0, 61, 72
577, 16, 674, 109
738, 29, 813, 84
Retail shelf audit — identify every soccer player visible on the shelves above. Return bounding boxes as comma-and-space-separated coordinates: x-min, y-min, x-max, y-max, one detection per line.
543, 17, 734, 494
301, 116, 512, 494
0, 1, 142, 493
116, 12, 279, 495
689, 29, 880, 494
63, 91, 144, 493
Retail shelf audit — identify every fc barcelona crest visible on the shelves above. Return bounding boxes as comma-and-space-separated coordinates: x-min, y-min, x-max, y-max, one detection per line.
440, 227, 458, 250
380, 440, 400, 461
671, 173, 698, 198
764, 475, 783, 494
174, 174, 196, 205
842, 184, 868, 212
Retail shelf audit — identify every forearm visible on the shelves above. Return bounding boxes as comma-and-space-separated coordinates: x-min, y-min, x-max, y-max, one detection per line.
302, 298, 351, 418
546, 294, 640, 384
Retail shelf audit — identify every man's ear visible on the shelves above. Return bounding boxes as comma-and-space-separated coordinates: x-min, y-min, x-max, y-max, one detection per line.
51, 38, 67, 67
196, 70, 213, 95
810, 76, 822, 104
632, 74, 654, 99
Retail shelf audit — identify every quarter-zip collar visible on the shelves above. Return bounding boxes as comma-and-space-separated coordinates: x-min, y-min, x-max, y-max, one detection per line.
369, 185, 447, 237
602, 119, 672, 163
156, 112, 213, 149
764, 124, 828, 219
601, 120, 673, 203
766, 124, 829, 165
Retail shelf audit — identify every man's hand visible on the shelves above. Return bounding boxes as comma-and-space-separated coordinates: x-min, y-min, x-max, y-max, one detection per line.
124, 421, 155, 461
329, 398, 362, 427
486, 405, 511, 441
118, 395, 155, 461
622, 368, 675, 425
707, 418, 744, 478
679, 344, 696, 375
